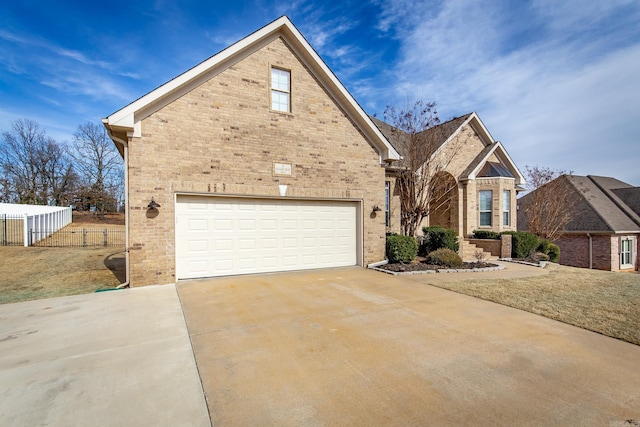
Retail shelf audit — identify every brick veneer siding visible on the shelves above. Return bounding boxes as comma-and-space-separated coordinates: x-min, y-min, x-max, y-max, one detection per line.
555, 234, 617, 271
126, 37, 387, 286
464, 177, 516, 237
388, 125, 519, 239
466, 234, 512, 258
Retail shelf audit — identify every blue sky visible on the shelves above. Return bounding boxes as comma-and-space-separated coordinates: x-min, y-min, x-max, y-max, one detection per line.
1, 0, 639, 184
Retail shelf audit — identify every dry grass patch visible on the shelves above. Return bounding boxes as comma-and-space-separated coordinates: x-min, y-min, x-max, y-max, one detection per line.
427, 263, 640, 345
0, 246, 125, 304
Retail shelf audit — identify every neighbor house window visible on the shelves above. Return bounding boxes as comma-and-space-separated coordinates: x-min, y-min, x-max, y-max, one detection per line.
503, 190, 510, 226
479, 190, 492, 226
621, 237, 633, 268
271, 67, 290, 112
385, 181, 390, 227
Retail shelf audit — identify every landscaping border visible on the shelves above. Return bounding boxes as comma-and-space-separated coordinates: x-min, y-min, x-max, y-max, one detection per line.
369, 263, 505, 276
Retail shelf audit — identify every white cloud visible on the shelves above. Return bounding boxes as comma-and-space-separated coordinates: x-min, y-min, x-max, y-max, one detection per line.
372, 0, 640, 184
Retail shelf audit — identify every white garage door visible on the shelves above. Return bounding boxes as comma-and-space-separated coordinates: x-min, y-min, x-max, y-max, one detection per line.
175, 196, 358, 279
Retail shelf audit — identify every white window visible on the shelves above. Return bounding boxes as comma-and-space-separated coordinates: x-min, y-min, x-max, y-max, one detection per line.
385, 181, 390, 227
479, 190, 492, 227
621, 237, 633, 268
271, 68, 290, 112
503, 190, 510, 226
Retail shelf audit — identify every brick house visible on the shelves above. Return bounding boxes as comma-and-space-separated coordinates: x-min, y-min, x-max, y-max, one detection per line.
518, 175, 640, 271
373, 113, 525, 257
103, 17, 524, 285
103, 16, 401, 285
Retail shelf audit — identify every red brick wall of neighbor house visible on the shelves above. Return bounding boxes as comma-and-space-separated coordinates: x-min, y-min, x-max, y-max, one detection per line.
125, 37, 387, 286
555, 234, 618, 271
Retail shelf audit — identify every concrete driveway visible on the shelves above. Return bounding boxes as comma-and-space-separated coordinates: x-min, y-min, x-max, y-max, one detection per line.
178, 266, 640, 426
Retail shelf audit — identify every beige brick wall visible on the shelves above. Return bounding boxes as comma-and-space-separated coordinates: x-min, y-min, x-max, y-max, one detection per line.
126, 37, 386, 286
464, 177, 516, 236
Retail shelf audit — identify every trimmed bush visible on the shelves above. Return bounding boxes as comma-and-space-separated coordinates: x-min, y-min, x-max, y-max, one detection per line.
421, 226, 459, 253
531, 252, 550, 262
537, 239, 551, 255
426, 248, 463, 268
503, 231, 541, 258
472, 230, 501, 240
386, 234, 418, 263
547, 243, 560, 263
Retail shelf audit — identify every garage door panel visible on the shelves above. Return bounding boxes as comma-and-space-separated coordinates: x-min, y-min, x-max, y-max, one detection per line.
176, 196, 358, 279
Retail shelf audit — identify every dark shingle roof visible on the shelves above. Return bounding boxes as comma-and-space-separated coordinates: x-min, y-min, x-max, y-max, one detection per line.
613, 187, 640, 216
370, 114, 472, 159
561, 175, 640, 233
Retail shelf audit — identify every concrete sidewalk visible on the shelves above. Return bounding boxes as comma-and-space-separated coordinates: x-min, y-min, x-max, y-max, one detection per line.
0, 285, 210, 427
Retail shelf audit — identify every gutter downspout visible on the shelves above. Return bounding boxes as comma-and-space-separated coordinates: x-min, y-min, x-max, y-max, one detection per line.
587, 233, 593, 269
103, 122, 130, 289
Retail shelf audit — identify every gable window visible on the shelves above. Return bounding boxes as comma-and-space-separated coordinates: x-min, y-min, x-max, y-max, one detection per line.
621, 237, 633, 268
479, 190, 492, 227
385, 181, 390, 227
503, 190, 510, 226
271, 67, 290, 112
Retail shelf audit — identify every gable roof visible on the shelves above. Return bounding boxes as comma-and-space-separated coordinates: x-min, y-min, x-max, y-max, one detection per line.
371, 114, 471, 160
373, 112, 525, 185
103, 16, 400, 163
527, 175, 640, 234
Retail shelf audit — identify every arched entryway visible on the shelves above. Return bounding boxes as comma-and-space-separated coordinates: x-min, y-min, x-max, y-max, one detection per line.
429, 171, 459, 232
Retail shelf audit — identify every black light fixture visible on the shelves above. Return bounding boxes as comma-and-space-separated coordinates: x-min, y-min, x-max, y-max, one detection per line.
372, 205, 382, 213
147, 197, 161, 209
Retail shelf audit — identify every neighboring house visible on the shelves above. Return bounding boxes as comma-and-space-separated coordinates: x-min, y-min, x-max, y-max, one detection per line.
373, 113, 526, 240
103, 17, 525, 286
518, 175, 640, 271
103, 16, 400, 286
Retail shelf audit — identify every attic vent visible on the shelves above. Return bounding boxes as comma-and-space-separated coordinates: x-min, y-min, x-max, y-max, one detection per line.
478, 162, 514, 178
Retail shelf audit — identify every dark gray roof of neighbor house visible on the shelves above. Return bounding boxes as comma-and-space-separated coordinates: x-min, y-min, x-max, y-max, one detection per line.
370, 114, 472, 159
613, 187, 640, 216
560, 175, 640, 233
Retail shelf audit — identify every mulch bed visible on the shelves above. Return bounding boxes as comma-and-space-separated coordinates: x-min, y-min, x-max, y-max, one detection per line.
378, 256, 498, 272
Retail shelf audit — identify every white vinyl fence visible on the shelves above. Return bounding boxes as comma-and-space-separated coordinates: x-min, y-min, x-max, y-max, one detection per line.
0, 203, 72, 246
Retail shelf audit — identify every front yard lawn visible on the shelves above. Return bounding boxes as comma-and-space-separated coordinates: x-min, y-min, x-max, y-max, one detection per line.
428, 263, 640, 346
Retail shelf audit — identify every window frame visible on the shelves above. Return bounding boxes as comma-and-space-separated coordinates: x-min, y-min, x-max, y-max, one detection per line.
479, 190, 492, 227
503, 190, 511, 226
620, 237, 633, 268
270, 67, 291, 113
385, 181, 390, 227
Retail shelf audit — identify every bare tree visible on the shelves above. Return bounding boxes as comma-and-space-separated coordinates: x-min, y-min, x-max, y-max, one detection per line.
518, 165, 576, 241
384, 100, 460, 237
0, 119, 76, 205
68, 122, 123, 215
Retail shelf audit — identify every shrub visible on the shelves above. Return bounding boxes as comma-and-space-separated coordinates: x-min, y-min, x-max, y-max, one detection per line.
503, 231, 541, 258
386, 234, 418, 263
426, 248, 463, 268
421, 226, 459, 253
547, 243, 560, 263
537, 239, 551, 255
472, 230, 501, 240
530, 252, 550, 262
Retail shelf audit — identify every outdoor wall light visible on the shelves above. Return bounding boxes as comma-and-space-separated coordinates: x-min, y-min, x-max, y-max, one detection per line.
372, 205, 382, 213
147, 197, 161, 209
